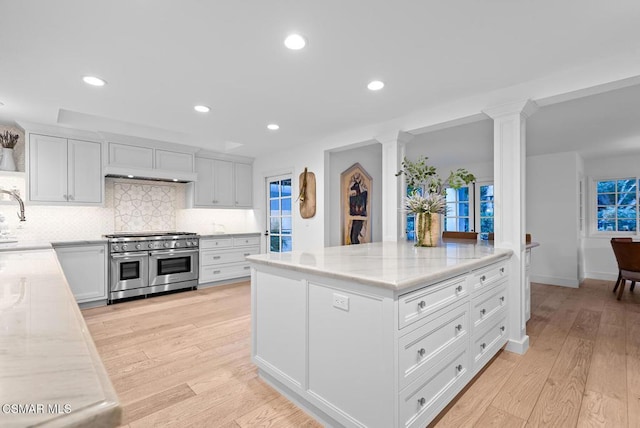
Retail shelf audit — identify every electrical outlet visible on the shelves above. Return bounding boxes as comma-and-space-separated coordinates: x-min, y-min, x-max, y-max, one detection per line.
332, 293, 349, 311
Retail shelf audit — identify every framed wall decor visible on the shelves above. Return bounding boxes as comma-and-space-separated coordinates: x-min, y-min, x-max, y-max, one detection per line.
341, 163, 372, 245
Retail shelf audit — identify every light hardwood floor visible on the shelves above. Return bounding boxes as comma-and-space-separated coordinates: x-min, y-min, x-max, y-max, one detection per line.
82, 279, 640, 427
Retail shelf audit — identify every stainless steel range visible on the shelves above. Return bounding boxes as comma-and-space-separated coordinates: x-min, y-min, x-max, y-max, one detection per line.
105, 232, 199, 302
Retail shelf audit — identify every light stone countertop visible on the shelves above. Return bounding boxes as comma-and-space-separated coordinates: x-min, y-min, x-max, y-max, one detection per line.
0, 248, 121, 427
198, 232, 261, 238
247, 240, 513, 292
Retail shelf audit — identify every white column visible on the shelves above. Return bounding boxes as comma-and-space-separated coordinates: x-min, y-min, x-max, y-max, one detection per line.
378, 132, 412, 242
483, 100, 538, 355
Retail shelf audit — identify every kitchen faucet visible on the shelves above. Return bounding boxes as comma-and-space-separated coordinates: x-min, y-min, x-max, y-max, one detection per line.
0, 189, 26, 221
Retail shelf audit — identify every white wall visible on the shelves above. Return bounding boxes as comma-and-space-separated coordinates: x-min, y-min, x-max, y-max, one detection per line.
582, 152, 640, 280
527, 152, 581, 287
328, 143, 382, 247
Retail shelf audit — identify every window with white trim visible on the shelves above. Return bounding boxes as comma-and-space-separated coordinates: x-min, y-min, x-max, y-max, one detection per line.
595, 178, 638, 233
444, 187, 471, 232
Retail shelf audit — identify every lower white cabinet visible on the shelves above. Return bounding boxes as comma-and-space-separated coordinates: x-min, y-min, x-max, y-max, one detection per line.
199, 234, 260, 284
54, 243, 107, 305
251, 257, 511, 428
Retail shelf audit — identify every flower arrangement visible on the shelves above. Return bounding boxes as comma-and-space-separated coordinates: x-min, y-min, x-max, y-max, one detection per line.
0, 131, 19, 149
396, 156, 475, 246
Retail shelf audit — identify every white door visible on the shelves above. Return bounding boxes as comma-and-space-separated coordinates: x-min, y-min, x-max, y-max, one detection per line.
234, 163, 253, 207
67, 139, 102, 203
29, 134, 68, 202
194, 157, 215, 206
213, 159, 234, 206
266, 174, 293, 253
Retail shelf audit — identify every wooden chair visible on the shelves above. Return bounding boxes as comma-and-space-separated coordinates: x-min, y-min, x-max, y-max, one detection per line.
611, 238, 634, 294
610, 239, 640, 300
442, 231, 478, 240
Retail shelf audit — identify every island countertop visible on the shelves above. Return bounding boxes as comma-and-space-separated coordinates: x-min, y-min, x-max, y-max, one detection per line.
247, 240, 513, 291
0, 249, 121, 427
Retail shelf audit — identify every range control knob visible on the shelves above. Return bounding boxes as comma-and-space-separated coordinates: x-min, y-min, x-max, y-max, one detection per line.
192, 241, 198, 246
112, 245, 119, 251
122, 244, 128, 251
148, 243, 154, 249
185, 241, 191, 247
164, 242, 170, 248
135, 244, 142, 250
175, 242, 181, 247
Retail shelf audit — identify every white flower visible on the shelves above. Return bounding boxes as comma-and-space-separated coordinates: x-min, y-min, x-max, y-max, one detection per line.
404, 192, 446, 214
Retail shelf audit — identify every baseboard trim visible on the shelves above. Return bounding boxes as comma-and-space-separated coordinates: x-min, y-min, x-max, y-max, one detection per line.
530, 274, 579, 288
506, 335, 529, 355
584, 271, 618, 282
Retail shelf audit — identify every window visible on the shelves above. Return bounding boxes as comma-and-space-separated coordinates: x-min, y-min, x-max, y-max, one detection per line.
444, 187, 471, 232
478, 184, 494, 240
595, 178, 638, 232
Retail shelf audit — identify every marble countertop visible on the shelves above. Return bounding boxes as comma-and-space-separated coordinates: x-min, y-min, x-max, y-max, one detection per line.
247, 241, 513, 291
0, 249, 121, 427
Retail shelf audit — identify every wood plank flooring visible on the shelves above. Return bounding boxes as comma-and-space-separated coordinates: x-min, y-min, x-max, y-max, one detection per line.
82, 279, 640, 427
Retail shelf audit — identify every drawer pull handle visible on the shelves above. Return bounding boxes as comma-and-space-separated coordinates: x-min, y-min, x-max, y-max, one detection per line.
455, 324, 463, 332
480, 309, 486, 316
213, 270, 221, 274
417, 348, 426, 357
500, 326, 505, 332
213, 256, 221, 259
243, 253, 251, 256
456, 285, 463, 292
418, 397, 426, 407
500, 296, 505, 302
244, 266, 250, 270
500, 267, 505, 273
481, 343, 486, 350
456, 364, 463, 372
480, 275, 486, 281
418, 301, 426, 310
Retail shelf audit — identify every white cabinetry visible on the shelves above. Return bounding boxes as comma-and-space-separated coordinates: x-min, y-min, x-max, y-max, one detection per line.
191, 157, 252, 208
29, 134, 102, 204
251, 257, 510, 428
105, 142, 196, 181
108, 143, 153, 169
199, 234, 260, 284
55, 243, 108, 306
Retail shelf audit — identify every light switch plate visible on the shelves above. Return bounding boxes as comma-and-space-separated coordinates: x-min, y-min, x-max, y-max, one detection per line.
332, 293, 349, 311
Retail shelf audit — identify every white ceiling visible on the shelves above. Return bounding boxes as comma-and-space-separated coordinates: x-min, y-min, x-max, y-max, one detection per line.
1, 1, 639, 157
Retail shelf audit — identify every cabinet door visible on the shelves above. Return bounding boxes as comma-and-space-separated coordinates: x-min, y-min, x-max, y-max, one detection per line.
155, 149, 193, 172
194, 157, 215, 206
55, 244, 107, 303
213, 159, 234, 206
29, 134, 68, 202
108, 143, 153, 168
67, 139, 102, 203
234, 163, 253, 207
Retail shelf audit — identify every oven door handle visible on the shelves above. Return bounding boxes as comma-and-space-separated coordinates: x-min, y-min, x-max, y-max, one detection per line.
149, 249, 198, 257
110, 252, 149, 259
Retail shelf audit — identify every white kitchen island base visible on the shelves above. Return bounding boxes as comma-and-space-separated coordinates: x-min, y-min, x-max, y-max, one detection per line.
248, 241, 513, 428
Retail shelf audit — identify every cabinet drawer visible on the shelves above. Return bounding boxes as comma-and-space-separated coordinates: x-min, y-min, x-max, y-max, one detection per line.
200, 237, 233, 249
399, 303, 469, 390
201, 247, 259, 266
471, 261, 507, 293
200, 263, 252, 283
398, 275, 468, 330
470, 280, 507, 331
233, 236, 260, 247
472, 314, 508, 372
400, 342, 468, 428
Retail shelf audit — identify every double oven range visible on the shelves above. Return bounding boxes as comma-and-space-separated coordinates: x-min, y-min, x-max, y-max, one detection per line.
105, 232, 199, 303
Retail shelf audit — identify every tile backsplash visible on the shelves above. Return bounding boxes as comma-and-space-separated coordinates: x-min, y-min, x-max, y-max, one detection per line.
0, 177, 259, 242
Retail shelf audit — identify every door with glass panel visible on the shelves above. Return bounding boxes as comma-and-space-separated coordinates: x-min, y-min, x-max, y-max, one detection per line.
266, 175, 293, 253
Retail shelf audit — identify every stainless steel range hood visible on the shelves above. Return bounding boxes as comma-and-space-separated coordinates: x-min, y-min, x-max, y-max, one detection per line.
104, 166, 198, 183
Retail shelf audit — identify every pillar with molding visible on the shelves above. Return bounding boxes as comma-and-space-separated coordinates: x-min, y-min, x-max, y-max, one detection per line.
378, 131, 412, 242
483, 100, 538, 355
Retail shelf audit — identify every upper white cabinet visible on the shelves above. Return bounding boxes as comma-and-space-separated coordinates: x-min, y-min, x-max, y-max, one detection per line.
29, 134, 102, 204
155, 149, 194, 172
191, 156, 252, 208
108, 143, 153, 168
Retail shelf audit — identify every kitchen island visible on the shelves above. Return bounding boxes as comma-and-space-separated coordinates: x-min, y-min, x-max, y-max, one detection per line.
247, 241, 513, 428
0, 248, 121, 427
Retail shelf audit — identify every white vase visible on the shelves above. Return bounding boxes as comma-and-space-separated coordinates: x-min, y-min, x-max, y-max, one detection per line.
0, 148, 16, 171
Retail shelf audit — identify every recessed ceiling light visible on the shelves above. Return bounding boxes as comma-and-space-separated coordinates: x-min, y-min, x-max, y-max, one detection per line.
172, 179, 178, 182
367, 80, 385, 91
267, 124, 280, 131
127, 175, 134, 178
194, 105, 211, 113
83, 76, 107, 87
284, 34, 307, 50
